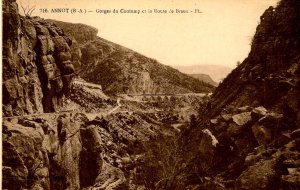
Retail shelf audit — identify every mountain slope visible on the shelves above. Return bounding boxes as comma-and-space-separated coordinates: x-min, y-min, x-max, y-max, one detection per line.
176, 1, 300, 189
189, 73, 218, 86
48, 20, 215, 95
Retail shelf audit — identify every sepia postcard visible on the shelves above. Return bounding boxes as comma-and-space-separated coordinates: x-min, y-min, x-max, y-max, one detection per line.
2, 0, 300, 189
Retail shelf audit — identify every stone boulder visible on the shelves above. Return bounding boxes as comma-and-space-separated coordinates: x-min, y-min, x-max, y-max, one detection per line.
22, 19, 37, 44
35, 24, 50, 35
236, 159, 277, 190
251, 106, 267, 119
232, 112, 252, 126
36, 35, 54, 55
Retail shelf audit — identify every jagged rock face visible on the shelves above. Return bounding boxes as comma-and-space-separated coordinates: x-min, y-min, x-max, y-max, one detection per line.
46, 19, 98, 70
179, 0, 300, 189
2, 0, 75, 116
2, 113, 83, 190
2, 113, 103, 190
48, 20, 215, 95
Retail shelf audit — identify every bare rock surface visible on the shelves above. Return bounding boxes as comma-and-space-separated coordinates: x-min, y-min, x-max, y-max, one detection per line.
2, 0, 75, 116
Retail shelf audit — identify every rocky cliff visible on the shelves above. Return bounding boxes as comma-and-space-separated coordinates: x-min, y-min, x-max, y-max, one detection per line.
176, 0, 300, 189
47, 20, 215, 95
2, 0, 75, 117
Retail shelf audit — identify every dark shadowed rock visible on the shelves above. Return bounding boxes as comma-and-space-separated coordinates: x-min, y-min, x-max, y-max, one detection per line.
251, 123, 272, 145
291, 128, 300, 139
2, 0, 76, 116
236, 159, 277, 190
80, 125, 103, 188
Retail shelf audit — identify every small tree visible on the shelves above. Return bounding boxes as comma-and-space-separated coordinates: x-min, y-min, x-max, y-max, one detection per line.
136, 134, 188, 190
21, 4, 36, 17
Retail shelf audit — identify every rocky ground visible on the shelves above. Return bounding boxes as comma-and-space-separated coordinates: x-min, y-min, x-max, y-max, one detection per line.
2, 103, 202, 190
2, 73, 205, 190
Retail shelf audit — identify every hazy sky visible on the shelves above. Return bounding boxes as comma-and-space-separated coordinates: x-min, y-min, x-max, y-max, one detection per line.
18, 0, 279, 68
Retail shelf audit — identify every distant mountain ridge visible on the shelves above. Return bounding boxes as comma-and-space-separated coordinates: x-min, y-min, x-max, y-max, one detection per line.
189, 74, 218, 86
48, 19, 215, 94
173, 64, 233, 82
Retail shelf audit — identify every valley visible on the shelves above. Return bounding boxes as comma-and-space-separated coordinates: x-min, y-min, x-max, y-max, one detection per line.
2, 0, 300, 189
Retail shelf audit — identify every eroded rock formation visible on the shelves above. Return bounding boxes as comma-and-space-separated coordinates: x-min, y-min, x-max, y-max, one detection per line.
2, 113, 83, 189
2, 0, 75, 116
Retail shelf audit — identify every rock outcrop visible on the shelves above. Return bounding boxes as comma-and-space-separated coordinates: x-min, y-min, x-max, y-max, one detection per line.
2, 113, 84, 190
46, 20, 98, 70
2, 0, 75, 117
